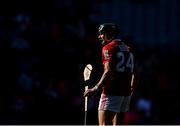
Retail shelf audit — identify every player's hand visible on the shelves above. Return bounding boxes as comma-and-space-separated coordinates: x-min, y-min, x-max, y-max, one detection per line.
83, 87, 97, 97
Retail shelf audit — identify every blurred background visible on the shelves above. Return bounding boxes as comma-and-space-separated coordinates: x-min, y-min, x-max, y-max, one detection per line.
0, 0, 180, 124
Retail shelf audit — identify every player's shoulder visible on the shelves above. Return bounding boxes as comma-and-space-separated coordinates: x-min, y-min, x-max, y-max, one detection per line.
118, 41, 131, 52
103, 39, 121, 49
112, 39, 122, 42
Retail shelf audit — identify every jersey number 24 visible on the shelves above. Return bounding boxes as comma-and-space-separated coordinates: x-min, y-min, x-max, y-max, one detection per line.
116, 52, 134, 73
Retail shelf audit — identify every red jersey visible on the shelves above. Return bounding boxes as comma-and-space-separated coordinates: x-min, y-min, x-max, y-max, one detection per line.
101, 39, 134, 96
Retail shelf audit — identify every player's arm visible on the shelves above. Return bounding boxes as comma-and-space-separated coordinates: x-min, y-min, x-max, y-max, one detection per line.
93, 48, 113, 91
93, 61, 112, 90
84, 47, 112, 97
83, 62, 112, 97
130, 59, 140, 95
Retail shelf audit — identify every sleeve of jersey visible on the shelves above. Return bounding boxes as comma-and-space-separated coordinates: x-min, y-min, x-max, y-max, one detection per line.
102, 46, 113, 64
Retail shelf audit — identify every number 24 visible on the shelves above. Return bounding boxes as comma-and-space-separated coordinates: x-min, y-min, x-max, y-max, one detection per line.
116, 52, 134, 73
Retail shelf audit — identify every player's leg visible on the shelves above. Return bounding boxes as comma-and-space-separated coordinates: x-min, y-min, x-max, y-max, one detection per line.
98, 110, 105, 125
112, 112, 118, 125
98, 94, 124, 125
117, 96, 131, 125
117, 112, 125, 125
98, 110, 117, 125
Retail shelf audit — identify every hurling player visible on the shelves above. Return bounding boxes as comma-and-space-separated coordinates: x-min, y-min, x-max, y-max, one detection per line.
84, 23, 138, 125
